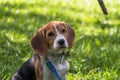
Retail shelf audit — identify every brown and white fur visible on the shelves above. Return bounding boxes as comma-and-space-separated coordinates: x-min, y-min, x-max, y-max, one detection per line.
12, 21, 75, 80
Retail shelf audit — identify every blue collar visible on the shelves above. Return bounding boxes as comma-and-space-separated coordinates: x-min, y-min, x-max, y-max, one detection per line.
46, 61, 62, 80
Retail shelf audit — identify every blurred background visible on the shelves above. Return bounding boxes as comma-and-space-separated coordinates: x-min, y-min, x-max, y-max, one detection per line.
0, 0, 120, 80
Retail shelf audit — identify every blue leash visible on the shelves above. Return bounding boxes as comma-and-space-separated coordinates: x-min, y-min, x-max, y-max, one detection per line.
46, 61, 62, 80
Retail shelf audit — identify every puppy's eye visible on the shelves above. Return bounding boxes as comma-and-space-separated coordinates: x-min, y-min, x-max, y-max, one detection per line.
48, 32, 54, 37
61, 29, 66, 33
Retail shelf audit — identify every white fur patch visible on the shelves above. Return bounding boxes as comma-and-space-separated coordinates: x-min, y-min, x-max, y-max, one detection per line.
53, 25, 68, 49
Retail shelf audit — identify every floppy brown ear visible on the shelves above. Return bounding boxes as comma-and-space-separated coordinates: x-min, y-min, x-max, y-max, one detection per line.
66, 24, 75, 48
31, 28, 48, 56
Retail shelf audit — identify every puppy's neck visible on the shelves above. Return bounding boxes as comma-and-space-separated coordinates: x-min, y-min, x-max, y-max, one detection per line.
46, 49, 66, 64
48, 49, 65, 55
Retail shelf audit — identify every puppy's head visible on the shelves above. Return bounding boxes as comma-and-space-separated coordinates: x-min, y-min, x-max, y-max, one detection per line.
31, 21, 75, 56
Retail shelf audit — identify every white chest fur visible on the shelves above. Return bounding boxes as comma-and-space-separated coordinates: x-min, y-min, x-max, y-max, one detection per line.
40, 55, 69, 80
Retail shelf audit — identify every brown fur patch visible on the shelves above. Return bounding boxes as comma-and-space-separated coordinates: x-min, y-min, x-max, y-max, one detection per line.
35, 55, 43, 80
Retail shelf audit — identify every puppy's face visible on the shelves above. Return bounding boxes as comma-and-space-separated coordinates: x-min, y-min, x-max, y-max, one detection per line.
31, 21, 75, 56
44, 22, 68, 50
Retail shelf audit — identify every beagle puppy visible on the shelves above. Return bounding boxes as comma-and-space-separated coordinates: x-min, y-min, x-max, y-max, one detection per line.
12, 21, 75, 80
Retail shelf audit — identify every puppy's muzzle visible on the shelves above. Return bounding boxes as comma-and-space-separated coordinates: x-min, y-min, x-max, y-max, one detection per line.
58, 39, 66, 48
58, 39, 65, 46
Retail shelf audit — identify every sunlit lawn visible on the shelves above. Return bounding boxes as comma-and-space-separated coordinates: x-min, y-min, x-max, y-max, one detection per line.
0, 0, 120, 80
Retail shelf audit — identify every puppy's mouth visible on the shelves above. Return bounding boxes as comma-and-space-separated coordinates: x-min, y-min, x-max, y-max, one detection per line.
59, 46, 67, 49
52, 45, 67, 50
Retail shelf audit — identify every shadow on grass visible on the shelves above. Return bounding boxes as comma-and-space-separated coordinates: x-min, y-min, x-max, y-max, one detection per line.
0, 33, 33, 79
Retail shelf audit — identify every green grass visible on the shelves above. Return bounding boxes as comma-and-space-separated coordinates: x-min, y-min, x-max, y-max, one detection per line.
0, 0, 120, 80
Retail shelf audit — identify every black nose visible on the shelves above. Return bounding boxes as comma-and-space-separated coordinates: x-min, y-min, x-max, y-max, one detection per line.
58, 39, 65, 45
